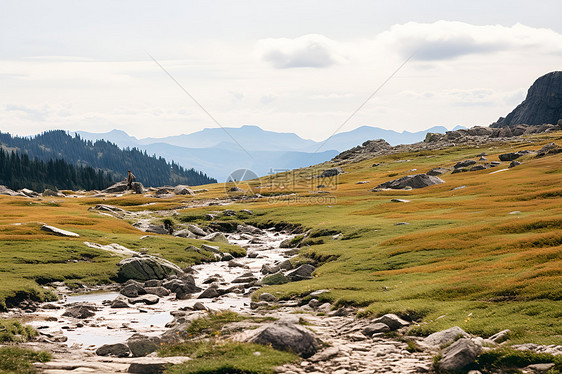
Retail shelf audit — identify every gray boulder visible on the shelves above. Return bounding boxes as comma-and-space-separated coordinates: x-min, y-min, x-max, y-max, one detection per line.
363, 323, 391, 336
372, 313, 410, 330
247, 321, 323, 358
103, 181, 128, 193
201, 244, 221, 253
509, 160, 521, 168
187, 224, 207, 236
162, 276, 201, 299
454, 160, 477, 169
62, 304, 96, 319
259, 293, 278, 302
499, 151, 529, 161
173, 185, 194, 195
262, 272, 289, 285
320, 167, 344, 178
287, 264, 316, 281
0, 185, 19, 196
489, 329, 511, 343
127, 334, 161, 357
129, 294, 159, 305
536, 142, 562, 157
96, 343, 130, 357
427, 167, 450, 176
173, 229, 195, 238
120, 281, 147, 298
118, 256, 183, 281
110, 298, 129, 309
145, 225, 168, 235
438, 338, 482, 372
278, 259, 293, 271
374, 174, 445, 190
202, 232, 229, 244
423, 326, 470, 348
43, 188, 64, 197
144, 286, 170, 297
198, 286, 221, 299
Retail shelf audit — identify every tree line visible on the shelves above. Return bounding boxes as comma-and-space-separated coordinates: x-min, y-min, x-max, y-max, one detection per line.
0, 148, 114, 191
0, 130, 217, 188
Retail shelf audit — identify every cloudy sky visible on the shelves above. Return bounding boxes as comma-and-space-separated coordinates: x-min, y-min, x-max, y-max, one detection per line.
1, 0, 561, 141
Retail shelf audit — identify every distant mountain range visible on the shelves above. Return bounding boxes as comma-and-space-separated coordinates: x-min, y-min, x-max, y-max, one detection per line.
77, 125, 463, 181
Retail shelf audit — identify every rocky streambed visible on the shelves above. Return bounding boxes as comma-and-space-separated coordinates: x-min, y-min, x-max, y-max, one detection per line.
2, 208, 561, 374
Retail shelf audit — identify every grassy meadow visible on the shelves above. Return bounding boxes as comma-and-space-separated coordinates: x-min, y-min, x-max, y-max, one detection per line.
0, 132, 561, 345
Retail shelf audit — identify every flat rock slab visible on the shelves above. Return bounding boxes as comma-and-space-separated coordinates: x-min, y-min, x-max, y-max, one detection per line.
41, 225, 80, 237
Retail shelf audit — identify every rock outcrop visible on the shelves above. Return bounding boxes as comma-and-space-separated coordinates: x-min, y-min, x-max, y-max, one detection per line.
491, 71, 562, 128
118, 256, 183, 281
373, 174, 444, 190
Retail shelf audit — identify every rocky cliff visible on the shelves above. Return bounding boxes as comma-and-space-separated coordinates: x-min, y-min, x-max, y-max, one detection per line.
492, 71, 562, 128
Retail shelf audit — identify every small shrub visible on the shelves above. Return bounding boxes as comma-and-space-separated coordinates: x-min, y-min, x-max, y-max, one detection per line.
0, 346, 51, 374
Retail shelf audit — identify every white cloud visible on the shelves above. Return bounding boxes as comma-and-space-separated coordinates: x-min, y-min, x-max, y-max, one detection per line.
256, 34, 344, 69
377, 21, 562, 60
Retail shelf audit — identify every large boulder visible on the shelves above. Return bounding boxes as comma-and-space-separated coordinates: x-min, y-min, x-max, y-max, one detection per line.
0, 185, 19, 196
103, 181, 128, 193
127, 334, 161, 357
120, 280, 147, 298
202, 232, 229, 244
320, 167, 344, 178
374, 174, 444, 190
162, 276, 201, 299
454, 160, 477, 169
287, 264, 316, 282
247, 321, 323, 358
371, 313, 410, 330
173, 185, 195, 195
536, 142, 562, 157
118, 256, 183, 281
423, 326, 470, 348
438, 338, 482, 372
96, 343, 130, 357
62, 304, 96, 319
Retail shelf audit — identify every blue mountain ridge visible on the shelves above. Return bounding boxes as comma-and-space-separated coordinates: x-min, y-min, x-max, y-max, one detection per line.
77, 124, 464, 181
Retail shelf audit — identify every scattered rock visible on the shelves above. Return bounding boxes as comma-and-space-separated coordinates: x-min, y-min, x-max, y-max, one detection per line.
0, 185, 19, 196
454, 160, 477, 168
95, 343, 130, 357
536, 142, 562, 157
111, 298, 129, 309
201, 244, 221, 253
489, 329, 511, 343
308, 346, 340, 362
363, 323, 391, 336
390, 199, 410, 203
129, 294, 160, 305
262, 272, 289, 285
509, 160, 521, 168
525, 363, 556, 372
118, 256, 183, 281
198, 286, 221, 299
43, 188, 64, 197
287, 264, 316, 281
120, 280, 147, 298
499, 151, 528, 161
145, 225, 168, 235
62, 304, 96, 319
202, 232, 229, 244
127, 334, 161, 357
41, 225, 80, 238
372, 314, 410, 330
427, 167, 450, 176
247, 321, 323, 358
259, 293, 277, 302
173, 185, 194, 195
438, 338, 482, 372
320, 167, 344, 177
423, 326, 470, 348
374, 174, 445, 190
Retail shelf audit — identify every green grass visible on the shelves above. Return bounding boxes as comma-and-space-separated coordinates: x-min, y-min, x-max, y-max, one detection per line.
475, 347, 562, 373
0, 320, 38, 343
186, 311, 246, 337
0, 347, 51, 374
160, 341, 299, 374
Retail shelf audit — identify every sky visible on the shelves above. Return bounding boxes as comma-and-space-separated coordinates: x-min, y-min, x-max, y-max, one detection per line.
1, 0, 561, 141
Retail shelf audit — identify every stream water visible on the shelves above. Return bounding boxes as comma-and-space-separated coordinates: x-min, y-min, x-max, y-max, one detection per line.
26, 228, 294, 350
